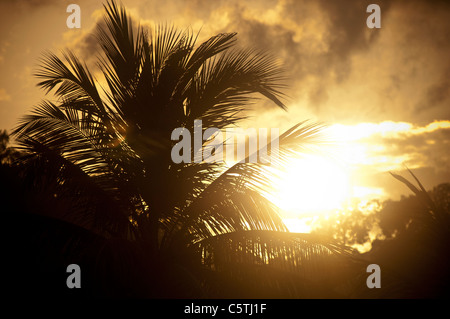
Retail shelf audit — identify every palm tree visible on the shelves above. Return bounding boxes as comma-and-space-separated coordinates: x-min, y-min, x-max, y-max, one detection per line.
12, 0, 364, 298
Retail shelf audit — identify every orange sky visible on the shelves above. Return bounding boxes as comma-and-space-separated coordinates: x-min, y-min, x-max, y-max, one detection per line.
0, 0, 449, 207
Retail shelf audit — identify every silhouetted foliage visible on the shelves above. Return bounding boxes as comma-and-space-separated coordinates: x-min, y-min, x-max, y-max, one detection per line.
312, 170, 450, 298
312, 200, 382, 247
0, 130, 20, 165
314, 181, 450, 244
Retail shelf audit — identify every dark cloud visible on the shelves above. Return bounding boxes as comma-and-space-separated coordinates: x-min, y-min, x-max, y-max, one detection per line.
317, 0, 387, 60
61, 0, 446, 125
389, 1, 450, 124
415, 66, 450, 120
115, 0, 394, 109
201, 0, 394, 113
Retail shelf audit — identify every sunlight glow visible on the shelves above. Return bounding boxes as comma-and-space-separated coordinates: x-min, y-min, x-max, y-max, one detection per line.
282, 217, 314, 233
272, 154, 351, 215
265, 120, 449, 236
352, 186, 384, 199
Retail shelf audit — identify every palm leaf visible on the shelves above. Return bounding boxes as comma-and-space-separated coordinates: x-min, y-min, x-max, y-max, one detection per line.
165, 121, 327, 247
390, 169, 449, 232
184, 230, 360, 298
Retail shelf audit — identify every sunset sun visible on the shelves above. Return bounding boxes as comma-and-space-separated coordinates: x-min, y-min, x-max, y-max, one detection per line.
274, 155, 351, 215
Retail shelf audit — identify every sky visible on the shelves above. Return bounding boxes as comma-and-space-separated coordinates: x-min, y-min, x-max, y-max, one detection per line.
0, 0, 449, 225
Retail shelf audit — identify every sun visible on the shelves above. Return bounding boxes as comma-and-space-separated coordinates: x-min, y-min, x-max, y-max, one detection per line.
270, 154, 352, 217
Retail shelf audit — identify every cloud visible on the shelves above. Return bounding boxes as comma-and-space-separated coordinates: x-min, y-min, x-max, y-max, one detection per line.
49, 0, 449, 126
234, 1, 392, 101
415, 65, 450, 119
60, 7, 105, 65
216, 0, 449, 125
95, 0, 392, 110
331, 120, 450, 171
323, 120, 450, 199
372, 121, 450, 173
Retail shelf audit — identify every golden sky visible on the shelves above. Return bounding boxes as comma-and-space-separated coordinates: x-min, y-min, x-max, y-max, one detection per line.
0, 0, 449, 213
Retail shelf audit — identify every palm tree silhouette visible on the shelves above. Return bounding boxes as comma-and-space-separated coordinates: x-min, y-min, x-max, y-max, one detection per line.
12, 0, 365, 298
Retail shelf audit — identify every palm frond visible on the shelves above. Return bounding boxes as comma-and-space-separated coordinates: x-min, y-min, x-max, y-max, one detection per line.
185, 48, 287, 129
15, 137, 130, 236
390, 168, 450, 232
98, 0, 145, 88
35, 50, 111, 122
168, 121, 326, 244
185, 230, 360, 298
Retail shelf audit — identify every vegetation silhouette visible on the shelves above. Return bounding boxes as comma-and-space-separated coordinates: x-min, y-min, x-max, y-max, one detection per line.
6, 0, 447, 298
374, 171, 450, 298
0, 130, 20, 165
312, 171, 450, 298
